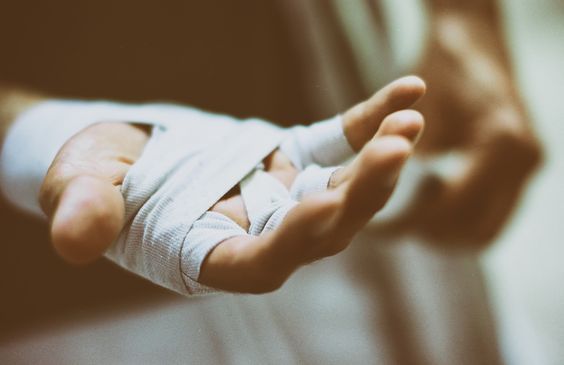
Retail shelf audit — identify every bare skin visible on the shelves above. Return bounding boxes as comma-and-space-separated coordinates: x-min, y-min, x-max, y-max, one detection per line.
29, 76, 425, 293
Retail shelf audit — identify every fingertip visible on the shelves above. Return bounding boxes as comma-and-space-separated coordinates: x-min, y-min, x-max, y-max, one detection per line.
391, 75, 427, 100
377, 109, 425, 143
366, 75, 426, 114
373, 135, 413, 161
397, 75, 426, 91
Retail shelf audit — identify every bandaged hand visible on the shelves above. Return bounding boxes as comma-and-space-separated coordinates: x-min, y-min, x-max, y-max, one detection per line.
0, 77, 426, 295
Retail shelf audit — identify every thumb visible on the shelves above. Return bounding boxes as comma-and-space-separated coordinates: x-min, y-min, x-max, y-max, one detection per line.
49, 175, 125, 265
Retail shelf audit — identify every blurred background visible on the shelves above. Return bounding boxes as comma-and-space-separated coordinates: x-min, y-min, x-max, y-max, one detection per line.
481, 1, 564, 363
0, 0, 563, 364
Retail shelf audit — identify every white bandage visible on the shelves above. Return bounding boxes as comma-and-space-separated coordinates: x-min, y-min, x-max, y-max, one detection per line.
0, 100, 250, 217
239, 162, 339, 236
290, 165, 340, 201
0, 100, 354, 295
181, 211, 248, 294
279, 115, 355, 170
232, 115, 351, 239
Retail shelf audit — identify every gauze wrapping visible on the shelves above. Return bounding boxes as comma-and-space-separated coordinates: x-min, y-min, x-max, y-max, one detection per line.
0, 100, 355, 295
106, 114, 285, 295
240, 163, 339, 236
279, 115, 355, 169
181, 161, 339, 294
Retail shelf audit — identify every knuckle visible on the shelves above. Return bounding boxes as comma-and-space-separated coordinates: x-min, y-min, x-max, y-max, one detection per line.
494, 130, 543, 171
483, 109, 544, 172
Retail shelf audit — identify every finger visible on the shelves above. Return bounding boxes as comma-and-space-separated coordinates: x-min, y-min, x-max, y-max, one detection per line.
198, 234, 292, 294
271, 136, 413, 264
41, 122, 150, 264
50, 175, 125, 265
373, 109, 425, 143
343, 76, 426, 151
199, 192, 344, 294
339, 136, 413, 224
440, 114, 542, 244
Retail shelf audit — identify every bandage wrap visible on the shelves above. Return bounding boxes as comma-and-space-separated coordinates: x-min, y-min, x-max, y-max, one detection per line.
242, 164, 339, 234
0, 100, 354, 295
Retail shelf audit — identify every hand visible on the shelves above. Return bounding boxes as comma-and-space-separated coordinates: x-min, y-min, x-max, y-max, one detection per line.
390, 10, 542, 247
38, 77, 427, 294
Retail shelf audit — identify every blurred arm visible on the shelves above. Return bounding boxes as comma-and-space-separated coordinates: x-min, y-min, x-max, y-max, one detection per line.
379, 0, 544, 246
427, 0, 500, 19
